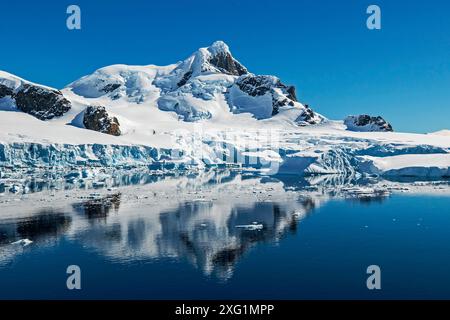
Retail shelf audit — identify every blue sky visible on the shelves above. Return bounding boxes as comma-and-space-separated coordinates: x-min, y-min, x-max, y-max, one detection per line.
1, 0, 449, 133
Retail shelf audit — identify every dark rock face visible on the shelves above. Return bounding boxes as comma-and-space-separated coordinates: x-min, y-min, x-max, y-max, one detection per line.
0, 84, 14, 99
298, 104, 317, 124
1, 82, 71, 120
209, 51, 248, 76
236, 74, 306, 115
230, 74, 321, 124
83, 106, 121, 136
272, 97, 294, 115
14, 84, 72, 120
100, 83, 121, 93
344, 115, 393, 132
286, 86, 297, 102
235, 75, 297, 101
235, 75, 276, 97
177, 70, 193, 87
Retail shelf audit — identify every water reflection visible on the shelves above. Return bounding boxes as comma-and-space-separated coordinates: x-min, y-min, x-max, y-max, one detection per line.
0, 170, 449, 280
0, 211, 72, 245
154, 201, 308, 279
0, 172, 320, 279
0, 211, 72, 267
73, 193, 122, 221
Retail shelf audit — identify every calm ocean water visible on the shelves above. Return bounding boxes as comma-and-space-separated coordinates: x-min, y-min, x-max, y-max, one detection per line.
1, 183, 450, 299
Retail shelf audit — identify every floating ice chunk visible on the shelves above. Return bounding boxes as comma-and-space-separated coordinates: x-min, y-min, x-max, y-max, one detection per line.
342, 186, 389, 198
292, 211, 303, 218
12, 239, 33, 246
235, 222, 264, 230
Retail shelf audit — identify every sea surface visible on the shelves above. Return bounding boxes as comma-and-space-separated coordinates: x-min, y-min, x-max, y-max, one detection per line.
1, 172, 450, 299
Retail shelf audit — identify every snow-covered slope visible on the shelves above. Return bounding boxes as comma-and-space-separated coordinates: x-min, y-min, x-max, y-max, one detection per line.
429, 130, 450, 137
1, 41, 449, 178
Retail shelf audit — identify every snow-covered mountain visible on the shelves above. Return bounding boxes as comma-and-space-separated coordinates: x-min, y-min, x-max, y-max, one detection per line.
62, 40, 322, 125
1, 41, 449, 178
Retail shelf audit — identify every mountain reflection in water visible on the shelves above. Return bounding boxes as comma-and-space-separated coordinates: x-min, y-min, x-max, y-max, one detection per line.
0, 171, 328, 280
0, 170, 448, 284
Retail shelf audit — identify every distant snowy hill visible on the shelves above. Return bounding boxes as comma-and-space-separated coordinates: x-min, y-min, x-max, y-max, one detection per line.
0, 41, 449, 178
429, 130, 450, 137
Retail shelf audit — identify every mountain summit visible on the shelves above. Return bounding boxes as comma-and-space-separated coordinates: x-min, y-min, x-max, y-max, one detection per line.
191, 40, 248, 77
60, 41, 324, 125
156, 40, 248, 90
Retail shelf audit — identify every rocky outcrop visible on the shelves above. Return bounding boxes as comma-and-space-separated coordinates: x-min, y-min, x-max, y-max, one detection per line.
14, 84, 72, 120
229, 74, 321, 124
100, 83, 121, 94
176, 71, 193, 87
83, 106, 121, 136
0, 78, 71, 120
235, 75, 281, 97
344, 115, 393, 132
0, 84, 14, 99
234, 75, 300, 112
297, 104, 318, 125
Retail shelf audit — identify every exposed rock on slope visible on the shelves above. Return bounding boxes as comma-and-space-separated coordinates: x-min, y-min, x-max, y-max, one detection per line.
83, 106, 121, 136
14, 84, 72, 120
0, 84, 14, 98
344, 115, 393, 132
228, 74, 322, 124
0, 71, 71, 120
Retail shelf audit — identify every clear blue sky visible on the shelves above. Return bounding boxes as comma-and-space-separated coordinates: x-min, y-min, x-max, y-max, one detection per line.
1, 0, 449, 133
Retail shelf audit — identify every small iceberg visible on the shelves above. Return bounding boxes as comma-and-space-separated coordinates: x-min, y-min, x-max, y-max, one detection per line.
12, 239, 33, 247
235, 222, 264, 231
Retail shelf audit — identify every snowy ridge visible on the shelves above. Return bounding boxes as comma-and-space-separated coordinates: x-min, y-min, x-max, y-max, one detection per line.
0, 70, 56, 92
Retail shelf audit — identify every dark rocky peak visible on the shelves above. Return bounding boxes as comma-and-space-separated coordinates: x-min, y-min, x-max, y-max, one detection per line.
206, 41, 248, 76
174, 41, 248, 88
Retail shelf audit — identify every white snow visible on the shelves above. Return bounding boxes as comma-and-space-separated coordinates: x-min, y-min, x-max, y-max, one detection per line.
359, 153, 450, 177
0, 70, 57, 92
1, 41, 449, 178
429, 130, 450, 137
11, 239, 33, 246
